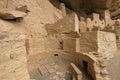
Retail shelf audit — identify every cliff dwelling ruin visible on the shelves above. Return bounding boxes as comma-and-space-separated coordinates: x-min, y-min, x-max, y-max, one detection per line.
0, 0, 120, 80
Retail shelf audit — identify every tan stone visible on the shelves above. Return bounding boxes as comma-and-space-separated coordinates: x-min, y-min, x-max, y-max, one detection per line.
0, 8, 27, 19
101, 69, 109, 75
79, 21, 87, 32
60, 3, 66, 17
0, 39, 30, 80
80, 31, 117, 58
91, 13, 105, 30
46, 13, 79, 34
102, 10, 115, 26
44, 37, 61, 51
63, 38, 80, 52
70, 63, 82, 80
86, 18, 93, 31
16, 5, 30, 13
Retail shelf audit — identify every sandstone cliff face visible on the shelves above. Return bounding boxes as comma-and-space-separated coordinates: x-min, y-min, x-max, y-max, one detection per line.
0, 0, 60, 37
110, 0, 120, 19
60, 0, 120, 19
0, 40, 30, 80
60, 0, 112, 9
0, 0, 119, 80
0, 0, 62, 54
0, 0, 61, 80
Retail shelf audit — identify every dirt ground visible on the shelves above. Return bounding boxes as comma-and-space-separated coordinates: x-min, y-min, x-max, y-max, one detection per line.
28, 56, 93, 80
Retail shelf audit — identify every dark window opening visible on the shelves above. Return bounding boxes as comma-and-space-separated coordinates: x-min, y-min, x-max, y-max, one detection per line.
95, 21, 97, 24
79, 29, 81, 33
87, 28, 89, 31
116, 36, 119, 40
83, 61, 88, 72
54, 54, 58, 56
60, 41, 63, 50
107, 24, 109, 26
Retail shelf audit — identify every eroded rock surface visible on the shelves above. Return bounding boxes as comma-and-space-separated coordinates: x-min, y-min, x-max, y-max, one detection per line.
0, 8, 27, 20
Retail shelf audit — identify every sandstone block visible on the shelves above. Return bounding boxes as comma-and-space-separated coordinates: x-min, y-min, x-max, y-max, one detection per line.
16, 5, 30, 13
80, 31, 117, 58
63, 38, 80, 52
44, 37, 61, 51
70, 63, 82, 80
0, 8, 27, 19
46, 13, 79, 34
79, 21, 87, 32
0, 39, 30, 80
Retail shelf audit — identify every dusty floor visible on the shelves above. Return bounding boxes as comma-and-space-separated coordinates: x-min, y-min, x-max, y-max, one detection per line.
28, 56, 93, 80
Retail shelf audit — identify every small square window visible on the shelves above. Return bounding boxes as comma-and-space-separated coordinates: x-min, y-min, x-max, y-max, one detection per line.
54, 54, 58, 56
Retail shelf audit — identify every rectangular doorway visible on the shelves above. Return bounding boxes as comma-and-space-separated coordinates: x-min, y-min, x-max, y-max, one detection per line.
83, 61, 88, 72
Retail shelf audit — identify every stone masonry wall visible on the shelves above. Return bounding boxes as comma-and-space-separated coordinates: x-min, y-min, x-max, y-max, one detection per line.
80, 31, 117, 59
80, 31, 98, 53
97, 31, 117, 58
0, 39, 30, 80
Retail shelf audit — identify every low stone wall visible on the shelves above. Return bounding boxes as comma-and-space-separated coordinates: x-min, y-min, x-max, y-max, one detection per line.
70, 63, 82, 80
